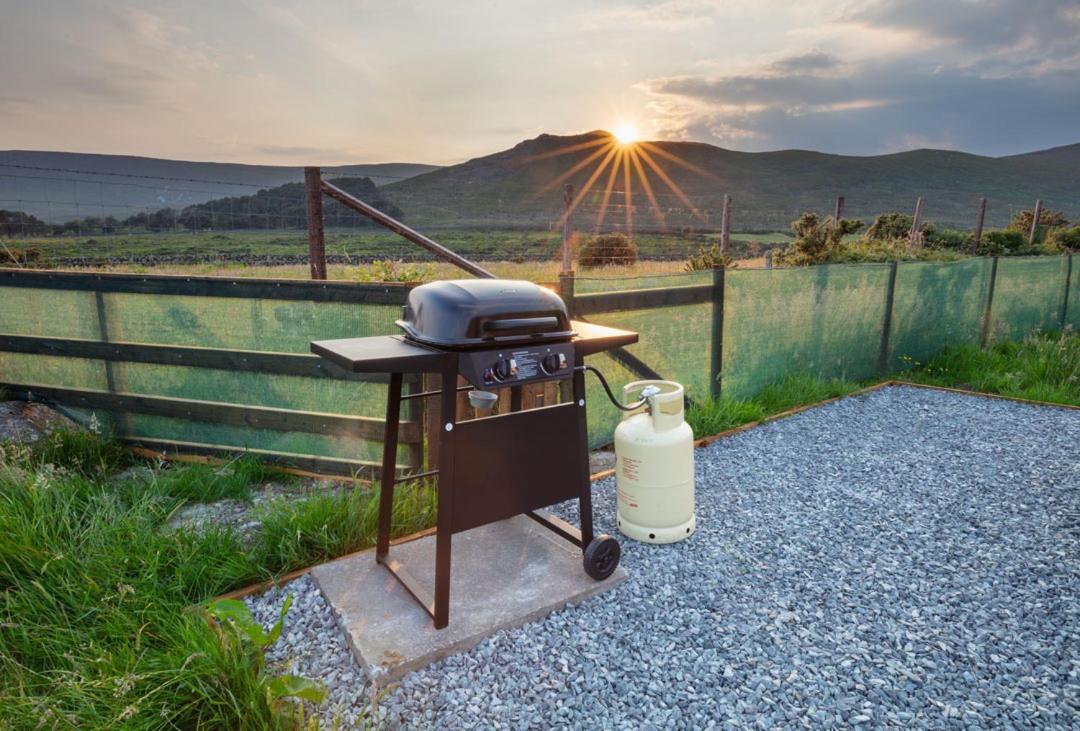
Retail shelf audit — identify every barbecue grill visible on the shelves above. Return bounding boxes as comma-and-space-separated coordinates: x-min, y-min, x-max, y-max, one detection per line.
312, 279, 638, 629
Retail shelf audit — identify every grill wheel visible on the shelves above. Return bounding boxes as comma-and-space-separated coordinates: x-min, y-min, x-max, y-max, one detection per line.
583, 535, 621, 580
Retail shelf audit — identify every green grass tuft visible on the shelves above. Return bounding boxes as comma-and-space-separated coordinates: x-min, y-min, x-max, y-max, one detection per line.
901, 329, 1080, 406
256, 481, 437, 573
147, 456, 286, 504
687, 374, 863, 437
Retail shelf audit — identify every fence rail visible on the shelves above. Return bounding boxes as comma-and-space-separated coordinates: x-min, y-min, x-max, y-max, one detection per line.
1, 254, 1076, 474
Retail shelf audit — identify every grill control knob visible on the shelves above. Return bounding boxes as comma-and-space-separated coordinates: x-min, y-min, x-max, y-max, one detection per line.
493, 358, 517, 381
541, 353, 567, 374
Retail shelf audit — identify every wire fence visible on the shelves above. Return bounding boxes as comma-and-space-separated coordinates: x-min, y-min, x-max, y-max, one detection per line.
1, 162, 1073, 271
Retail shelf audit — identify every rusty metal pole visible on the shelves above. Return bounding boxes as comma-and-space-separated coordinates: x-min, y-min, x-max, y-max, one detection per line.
972, 197, 987, 253
561, 183, 574, 275
720, 194, 731, 255
1029, 199, 1044, 245
908, 196, 924, 245
304, 167, 327, 280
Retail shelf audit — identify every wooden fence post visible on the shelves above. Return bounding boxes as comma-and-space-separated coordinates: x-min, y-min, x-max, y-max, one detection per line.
710, 265, 726, 398
972, 197, 987, 253
980, 256, 999, 347
908, 197, 924, 245
304, 167, 327, 280
764, 249, 773, 269
834, 196, 845, 222
1029, 199, 1044, 245
877, 261, 898, 374
561, 183, 575, 275
720, 194, 731, 255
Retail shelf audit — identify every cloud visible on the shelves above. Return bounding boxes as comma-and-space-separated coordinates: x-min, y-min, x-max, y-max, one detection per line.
638, 0, 1080, 154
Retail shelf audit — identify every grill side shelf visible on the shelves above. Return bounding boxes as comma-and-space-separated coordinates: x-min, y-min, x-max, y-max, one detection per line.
310, 336, 450, 374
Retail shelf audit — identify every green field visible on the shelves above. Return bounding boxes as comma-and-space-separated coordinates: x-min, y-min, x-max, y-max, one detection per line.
7, 228, 793, 264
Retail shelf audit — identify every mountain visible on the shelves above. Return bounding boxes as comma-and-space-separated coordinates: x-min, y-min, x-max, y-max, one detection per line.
381, 132, 1080, 230
0, 151, 439, 223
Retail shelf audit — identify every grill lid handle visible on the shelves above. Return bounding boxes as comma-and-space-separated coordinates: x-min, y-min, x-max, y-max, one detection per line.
482, 316, 560, 333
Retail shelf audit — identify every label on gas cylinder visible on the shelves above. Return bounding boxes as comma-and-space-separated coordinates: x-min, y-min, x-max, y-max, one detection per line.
621, 456, 641, 482
510, 349, 539, 379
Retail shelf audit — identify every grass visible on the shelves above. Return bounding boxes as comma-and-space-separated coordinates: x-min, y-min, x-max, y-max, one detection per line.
686, 373, 864, 437
0, 431, 436, 729
8, 228, 789, 269
900, 330, 1080, 406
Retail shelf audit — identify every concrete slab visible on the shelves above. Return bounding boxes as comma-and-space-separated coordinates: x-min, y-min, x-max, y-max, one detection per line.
310, 515, 628, 684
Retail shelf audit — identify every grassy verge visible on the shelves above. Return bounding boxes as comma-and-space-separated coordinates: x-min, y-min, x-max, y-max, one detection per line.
0, 431, 434, 728
900, 330, 1079, 406
686, 373, 865, 437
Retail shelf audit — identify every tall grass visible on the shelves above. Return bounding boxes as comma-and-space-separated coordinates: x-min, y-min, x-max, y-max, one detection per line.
687, 373, 863, 437
0, 439, 436, 728
901, 330, 1080, 406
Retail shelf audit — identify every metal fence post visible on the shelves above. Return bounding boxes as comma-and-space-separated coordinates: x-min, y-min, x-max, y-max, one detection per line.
1061, 254, 1073, 331
304, 167, 327, 280
980, 256, 999, 347
877, 261, 898, 374
710, 265, 726, 398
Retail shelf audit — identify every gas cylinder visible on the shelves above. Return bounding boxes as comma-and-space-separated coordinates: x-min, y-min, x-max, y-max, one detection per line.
614, 380, 695, 544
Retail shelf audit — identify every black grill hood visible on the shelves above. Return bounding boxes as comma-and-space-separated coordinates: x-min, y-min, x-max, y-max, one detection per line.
397, 279, 574, 349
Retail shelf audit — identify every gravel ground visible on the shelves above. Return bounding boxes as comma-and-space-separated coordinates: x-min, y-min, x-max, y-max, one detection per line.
248, 386, 1080, 729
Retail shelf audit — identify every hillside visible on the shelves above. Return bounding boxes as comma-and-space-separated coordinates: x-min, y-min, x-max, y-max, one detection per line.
0, 151, 438, 223
381, 132, 1080, 230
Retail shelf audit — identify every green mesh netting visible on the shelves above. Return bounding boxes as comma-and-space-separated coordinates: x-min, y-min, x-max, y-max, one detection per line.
886, 259, 993, 369
0, 285, 408, 469
722, 264, 892, 398
990, 256, 1071, 340
1068, 255, 1080, 329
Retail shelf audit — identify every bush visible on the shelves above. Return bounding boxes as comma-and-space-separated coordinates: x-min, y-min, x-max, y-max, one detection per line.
1046, 225, 1080, 253
355, 259, 434, 283
685, 243, 737, 271
1, 245, 43, 266
926, 228, 971, 251
774, 213, 862, 266
866, 212, 934, 242
578, 233, 638, 268
1008, 208, 1068, 244
976, 229, 1027, 256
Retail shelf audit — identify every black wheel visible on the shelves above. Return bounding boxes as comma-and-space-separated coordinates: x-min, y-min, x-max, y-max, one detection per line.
583, 535, 621, 580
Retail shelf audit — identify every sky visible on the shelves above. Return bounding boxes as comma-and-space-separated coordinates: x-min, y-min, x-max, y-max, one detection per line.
1, 0, 1078, 165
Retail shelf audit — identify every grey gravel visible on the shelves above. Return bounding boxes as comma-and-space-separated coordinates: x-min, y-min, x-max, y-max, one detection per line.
245, 575, 382, 728
249, 386, 1080, 729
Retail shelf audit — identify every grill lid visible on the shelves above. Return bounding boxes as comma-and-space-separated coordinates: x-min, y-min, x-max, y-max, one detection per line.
397, 279, 574, 349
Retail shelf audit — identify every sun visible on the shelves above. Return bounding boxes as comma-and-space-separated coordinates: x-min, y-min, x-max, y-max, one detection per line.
612, 122, 639, 145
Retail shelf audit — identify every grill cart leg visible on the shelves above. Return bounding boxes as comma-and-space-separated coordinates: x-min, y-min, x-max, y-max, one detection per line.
573, 367, 594, 547
376, 372, 403, 563
573, 366, 622, 581
434, 360, 459, 629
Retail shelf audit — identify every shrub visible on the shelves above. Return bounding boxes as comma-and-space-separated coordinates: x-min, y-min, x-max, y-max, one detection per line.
355, 259, 433, 283
685, 243, 738, 271
866, 212, 934, 242
926, 228, 971, 250
1046, 225, 1080, 253
1, 245, 43, 266
579, 233, 638, 268
976, 229, 1027, 256
774, 213, 862, 266
1008, 208, 1068, 244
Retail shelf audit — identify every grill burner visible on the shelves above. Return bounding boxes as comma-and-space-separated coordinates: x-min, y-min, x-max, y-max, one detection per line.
313, 279, 637, 628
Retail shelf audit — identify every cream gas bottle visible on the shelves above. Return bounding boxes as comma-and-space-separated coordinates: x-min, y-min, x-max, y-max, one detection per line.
614, 380, 695, 544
